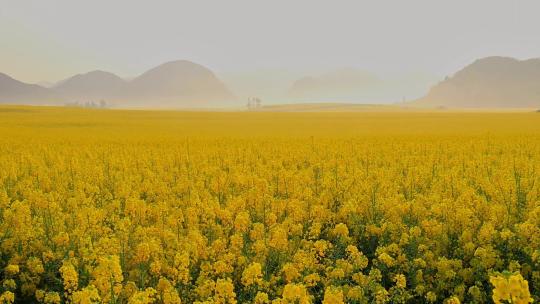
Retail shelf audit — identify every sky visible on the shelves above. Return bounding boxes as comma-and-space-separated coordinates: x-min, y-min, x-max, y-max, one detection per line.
1, 0, 540, 101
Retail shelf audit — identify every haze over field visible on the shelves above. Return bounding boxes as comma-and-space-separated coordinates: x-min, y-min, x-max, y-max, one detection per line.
1, 0, 540, 108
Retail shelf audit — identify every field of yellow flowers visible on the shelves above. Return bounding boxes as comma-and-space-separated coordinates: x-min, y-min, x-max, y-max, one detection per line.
0, 106, 538, 303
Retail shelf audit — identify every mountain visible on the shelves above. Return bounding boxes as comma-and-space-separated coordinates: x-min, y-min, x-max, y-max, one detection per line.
54, 70, 127, 101
36, 81, 55, 88
128, 60, 235, 106
414, 56, 540, 108
0, 60, 236, 107
287, 69, 386, 102
0, 73, 60, 104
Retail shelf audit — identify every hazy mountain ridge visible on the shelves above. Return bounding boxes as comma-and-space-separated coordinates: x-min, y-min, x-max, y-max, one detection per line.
0, 73, 59, 104
55, 70, 128, 100
287, 68, 384, 102
0, 61, 236, 107
127, 61, 235, 106
415, 56, 540, 108
3, 56, 540, 108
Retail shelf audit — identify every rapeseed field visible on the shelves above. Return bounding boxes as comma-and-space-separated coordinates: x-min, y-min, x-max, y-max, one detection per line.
0, 106, 538, 303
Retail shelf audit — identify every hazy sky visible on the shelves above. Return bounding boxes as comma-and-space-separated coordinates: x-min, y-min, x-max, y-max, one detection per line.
2, 0, 540, 84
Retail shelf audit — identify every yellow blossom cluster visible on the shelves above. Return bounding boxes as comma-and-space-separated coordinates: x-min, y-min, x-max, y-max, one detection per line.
0, 107, 539, 303
490, 272, 533, 304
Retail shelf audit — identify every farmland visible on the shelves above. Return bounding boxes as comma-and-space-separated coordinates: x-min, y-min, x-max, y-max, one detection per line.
0, 106, 538, 303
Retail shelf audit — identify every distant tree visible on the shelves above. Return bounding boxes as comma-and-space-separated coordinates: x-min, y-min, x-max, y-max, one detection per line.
247, 97, 262, 109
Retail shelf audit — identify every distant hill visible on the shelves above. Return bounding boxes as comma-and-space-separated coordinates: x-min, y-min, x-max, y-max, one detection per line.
414, 56, 540, 108
127, 60, 235, 107
0, 60, 236, 107
287, 69, 384, 102
0, 73, 59, 104
55, 70, 127, 101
